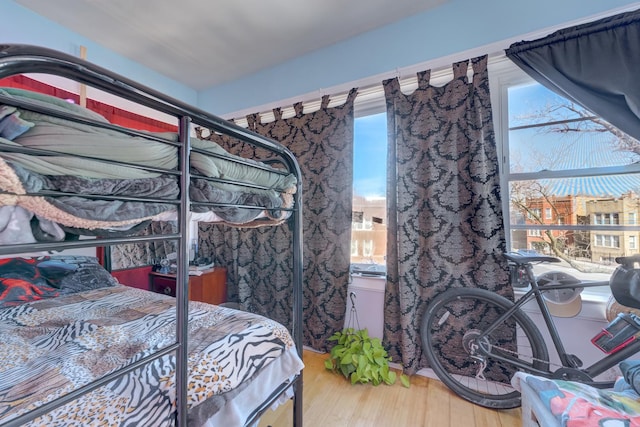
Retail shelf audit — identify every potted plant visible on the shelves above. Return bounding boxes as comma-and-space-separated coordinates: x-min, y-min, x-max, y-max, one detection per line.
324, 327, 410, 387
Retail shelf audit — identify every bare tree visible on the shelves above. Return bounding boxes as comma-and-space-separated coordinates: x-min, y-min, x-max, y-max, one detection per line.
519, 101, 640, 156
510, 100, 640, 271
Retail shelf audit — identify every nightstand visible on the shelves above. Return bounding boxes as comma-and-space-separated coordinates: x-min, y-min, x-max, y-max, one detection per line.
148, 267, 227, 305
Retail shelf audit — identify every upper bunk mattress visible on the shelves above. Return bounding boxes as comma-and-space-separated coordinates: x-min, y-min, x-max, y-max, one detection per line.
0, 87, 297, 242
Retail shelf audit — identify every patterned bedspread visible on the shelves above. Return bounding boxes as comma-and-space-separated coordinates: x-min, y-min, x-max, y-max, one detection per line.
0, 284, 299, 426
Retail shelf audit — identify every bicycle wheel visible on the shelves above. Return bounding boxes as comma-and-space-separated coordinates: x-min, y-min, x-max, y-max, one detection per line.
421, 287, 549, 409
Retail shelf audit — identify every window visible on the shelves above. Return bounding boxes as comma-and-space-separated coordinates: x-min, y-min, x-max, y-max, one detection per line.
362, 240, 374, 257
493, 60, 640, 298
595, 234, 620, 248
351, 240, 359, 256
594, 213, 619, 225
351, 112, 387, 274
528, 208, 541, 220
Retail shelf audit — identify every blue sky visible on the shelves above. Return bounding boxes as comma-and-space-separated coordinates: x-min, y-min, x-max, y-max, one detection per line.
508, 83, 637, 171
353, 112, 387, 198
508, 82, 640, 196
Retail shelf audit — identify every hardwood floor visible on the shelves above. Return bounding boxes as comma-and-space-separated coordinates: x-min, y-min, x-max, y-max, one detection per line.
258, 349, 522, 427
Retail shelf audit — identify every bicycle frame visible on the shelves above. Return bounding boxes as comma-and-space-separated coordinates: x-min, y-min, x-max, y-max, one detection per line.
476, 260, 640, 383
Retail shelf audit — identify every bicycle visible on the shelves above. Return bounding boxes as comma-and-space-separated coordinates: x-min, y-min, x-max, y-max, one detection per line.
420, 252, 640, 409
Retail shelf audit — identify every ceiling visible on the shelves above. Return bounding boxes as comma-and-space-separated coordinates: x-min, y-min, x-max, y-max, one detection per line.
17, 0, 448, 90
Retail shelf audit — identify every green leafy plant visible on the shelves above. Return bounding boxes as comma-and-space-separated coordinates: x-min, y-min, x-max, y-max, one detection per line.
324, 328, 410, 387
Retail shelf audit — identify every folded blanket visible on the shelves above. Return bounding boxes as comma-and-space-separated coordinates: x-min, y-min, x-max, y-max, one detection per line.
0, 87, 297, 197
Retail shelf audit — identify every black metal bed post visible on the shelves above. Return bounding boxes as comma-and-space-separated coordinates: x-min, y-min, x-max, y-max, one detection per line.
283, 146, 304, 427
175, 115, 192, 426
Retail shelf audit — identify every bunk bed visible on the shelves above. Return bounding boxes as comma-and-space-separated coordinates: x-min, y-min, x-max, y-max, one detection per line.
0, 44, 304, 427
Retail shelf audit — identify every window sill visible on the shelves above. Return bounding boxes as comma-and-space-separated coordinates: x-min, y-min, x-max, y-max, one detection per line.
350, 272, 386, 279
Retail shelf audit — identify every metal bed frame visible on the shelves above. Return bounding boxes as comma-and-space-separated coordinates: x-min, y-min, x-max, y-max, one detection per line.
0, 44, 303, 427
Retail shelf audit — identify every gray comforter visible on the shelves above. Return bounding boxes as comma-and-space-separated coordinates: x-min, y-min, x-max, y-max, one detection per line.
0, 88, 296, 242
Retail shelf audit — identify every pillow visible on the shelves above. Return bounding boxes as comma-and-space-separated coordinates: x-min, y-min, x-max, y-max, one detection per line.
0, 111, 34, 140
49, 255, 118, 295
0, 255, 117, 308
0, 105, 17, 121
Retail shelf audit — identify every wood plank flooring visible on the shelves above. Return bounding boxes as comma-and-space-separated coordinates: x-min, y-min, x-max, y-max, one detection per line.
258, 349, 521, 427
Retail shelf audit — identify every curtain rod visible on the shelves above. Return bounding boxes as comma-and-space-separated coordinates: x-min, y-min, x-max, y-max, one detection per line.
227, 51, 506, 127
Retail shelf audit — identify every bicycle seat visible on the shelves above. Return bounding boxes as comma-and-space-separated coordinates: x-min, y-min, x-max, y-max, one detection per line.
504, 252, 561, 265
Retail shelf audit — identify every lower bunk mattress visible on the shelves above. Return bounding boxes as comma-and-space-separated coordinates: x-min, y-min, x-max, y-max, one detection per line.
0, 283, 303, 426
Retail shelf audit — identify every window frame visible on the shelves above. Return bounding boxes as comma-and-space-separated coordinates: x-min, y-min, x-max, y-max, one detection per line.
491, 59, 640, 237
490, 58, 640, 299
351, 108, 388, 274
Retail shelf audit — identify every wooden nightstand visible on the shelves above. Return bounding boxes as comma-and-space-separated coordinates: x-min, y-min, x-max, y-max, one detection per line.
148, 267, 227, 305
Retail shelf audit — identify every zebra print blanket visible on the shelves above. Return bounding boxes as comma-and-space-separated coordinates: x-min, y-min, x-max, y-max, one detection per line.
0, 285, 298, 426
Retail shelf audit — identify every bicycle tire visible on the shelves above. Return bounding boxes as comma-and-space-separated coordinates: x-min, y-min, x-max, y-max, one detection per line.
421, 287, 549, 409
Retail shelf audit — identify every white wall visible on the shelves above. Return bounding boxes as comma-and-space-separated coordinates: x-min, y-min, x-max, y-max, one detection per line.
344, 276, 386, 339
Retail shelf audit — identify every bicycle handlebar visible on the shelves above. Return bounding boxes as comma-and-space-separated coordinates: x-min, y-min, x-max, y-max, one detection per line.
503, 252, 561, 265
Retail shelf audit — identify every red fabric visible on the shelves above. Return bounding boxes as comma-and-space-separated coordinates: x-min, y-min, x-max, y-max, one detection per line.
0, 258, 63, 307
0, 75, 177, 133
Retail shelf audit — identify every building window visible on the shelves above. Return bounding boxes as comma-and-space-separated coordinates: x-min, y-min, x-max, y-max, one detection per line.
363, 240, 374, 257
493, 60, 640, 297
595, 235, 620, 248
527, 208, 541, 220
594, 213, 619, 225
630, 235, 637, 250
351, 240, 359, 256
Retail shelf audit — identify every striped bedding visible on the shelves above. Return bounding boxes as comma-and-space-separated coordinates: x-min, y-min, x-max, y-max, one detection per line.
0, 284, 303, 426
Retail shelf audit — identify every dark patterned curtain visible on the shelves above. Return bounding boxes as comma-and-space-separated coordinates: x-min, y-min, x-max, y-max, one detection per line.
199, 89, 357, 351
383, 56, 510, 374
110, 221, 176, 269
